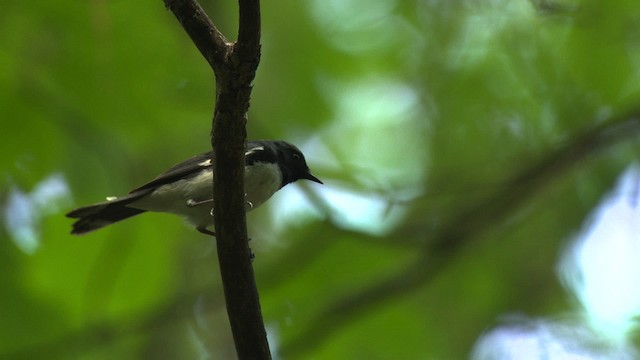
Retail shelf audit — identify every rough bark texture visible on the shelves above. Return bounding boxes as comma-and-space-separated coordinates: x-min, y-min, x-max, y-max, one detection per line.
164, 1, 270, 359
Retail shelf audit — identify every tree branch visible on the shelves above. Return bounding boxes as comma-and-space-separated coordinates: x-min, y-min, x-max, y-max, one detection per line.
164, 1, 268, 359
237, 0, 261, 56
163, 0, 230, 70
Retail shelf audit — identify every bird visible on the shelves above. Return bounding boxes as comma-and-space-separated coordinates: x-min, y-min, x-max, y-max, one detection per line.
66, 140, 323, 235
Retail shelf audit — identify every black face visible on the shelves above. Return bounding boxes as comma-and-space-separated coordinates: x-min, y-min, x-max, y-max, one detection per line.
273, 141, 323, 187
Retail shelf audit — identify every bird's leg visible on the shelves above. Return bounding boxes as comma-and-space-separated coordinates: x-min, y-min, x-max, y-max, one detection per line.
188, 198, 252, 209
197, 226, 216, 236
186, 198, 213, 207
190, 196, 252, 239
188, 198, 216, 236
188, 198, 253, 209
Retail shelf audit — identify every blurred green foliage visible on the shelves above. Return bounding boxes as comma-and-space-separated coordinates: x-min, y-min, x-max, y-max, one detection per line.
2, 0, 640, 359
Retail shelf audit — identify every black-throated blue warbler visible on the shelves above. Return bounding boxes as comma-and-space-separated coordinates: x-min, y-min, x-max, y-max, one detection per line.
67, 140, 322, 235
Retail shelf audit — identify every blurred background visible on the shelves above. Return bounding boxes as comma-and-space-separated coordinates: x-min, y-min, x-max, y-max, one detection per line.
3, 0, 640, 359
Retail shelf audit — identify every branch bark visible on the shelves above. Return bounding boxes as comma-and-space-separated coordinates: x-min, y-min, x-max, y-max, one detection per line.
164, 1, 268, 359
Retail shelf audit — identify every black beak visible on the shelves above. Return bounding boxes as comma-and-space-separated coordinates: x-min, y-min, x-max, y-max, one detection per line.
304, 172, 323, 184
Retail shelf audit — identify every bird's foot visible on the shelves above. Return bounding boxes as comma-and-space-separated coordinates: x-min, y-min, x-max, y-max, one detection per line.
187, 198, 213, 207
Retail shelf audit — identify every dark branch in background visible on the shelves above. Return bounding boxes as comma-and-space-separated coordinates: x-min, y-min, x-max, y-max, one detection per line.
163, 0, 268, 359
280, 110, 640, 358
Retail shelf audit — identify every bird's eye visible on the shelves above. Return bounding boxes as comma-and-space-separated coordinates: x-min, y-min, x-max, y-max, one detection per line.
293, 153, 302, 161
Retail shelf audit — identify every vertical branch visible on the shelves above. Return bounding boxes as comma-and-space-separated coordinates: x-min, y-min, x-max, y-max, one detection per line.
164, 0, 269, 359
237, 0, 261, 55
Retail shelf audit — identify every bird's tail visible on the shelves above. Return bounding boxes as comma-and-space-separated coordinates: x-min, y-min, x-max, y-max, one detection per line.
66, 194, 147, 235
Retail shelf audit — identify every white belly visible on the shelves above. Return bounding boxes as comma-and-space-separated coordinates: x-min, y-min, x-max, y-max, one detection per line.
129, 163, 282, 229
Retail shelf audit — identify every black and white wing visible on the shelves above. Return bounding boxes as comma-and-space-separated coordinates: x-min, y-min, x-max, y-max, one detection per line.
129, 151, 214, 193
129, 141, 276, 194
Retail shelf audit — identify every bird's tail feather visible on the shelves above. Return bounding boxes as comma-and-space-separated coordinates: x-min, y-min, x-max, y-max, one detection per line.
67, 194, 147, 235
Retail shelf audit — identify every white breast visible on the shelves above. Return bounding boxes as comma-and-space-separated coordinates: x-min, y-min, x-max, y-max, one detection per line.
244, 162, 282, 209
129, 163, 282, 229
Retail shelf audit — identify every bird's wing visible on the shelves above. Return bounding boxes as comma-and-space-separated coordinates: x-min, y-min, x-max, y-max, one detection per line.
129, 151, 215, 193
128, 142, 274, 194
